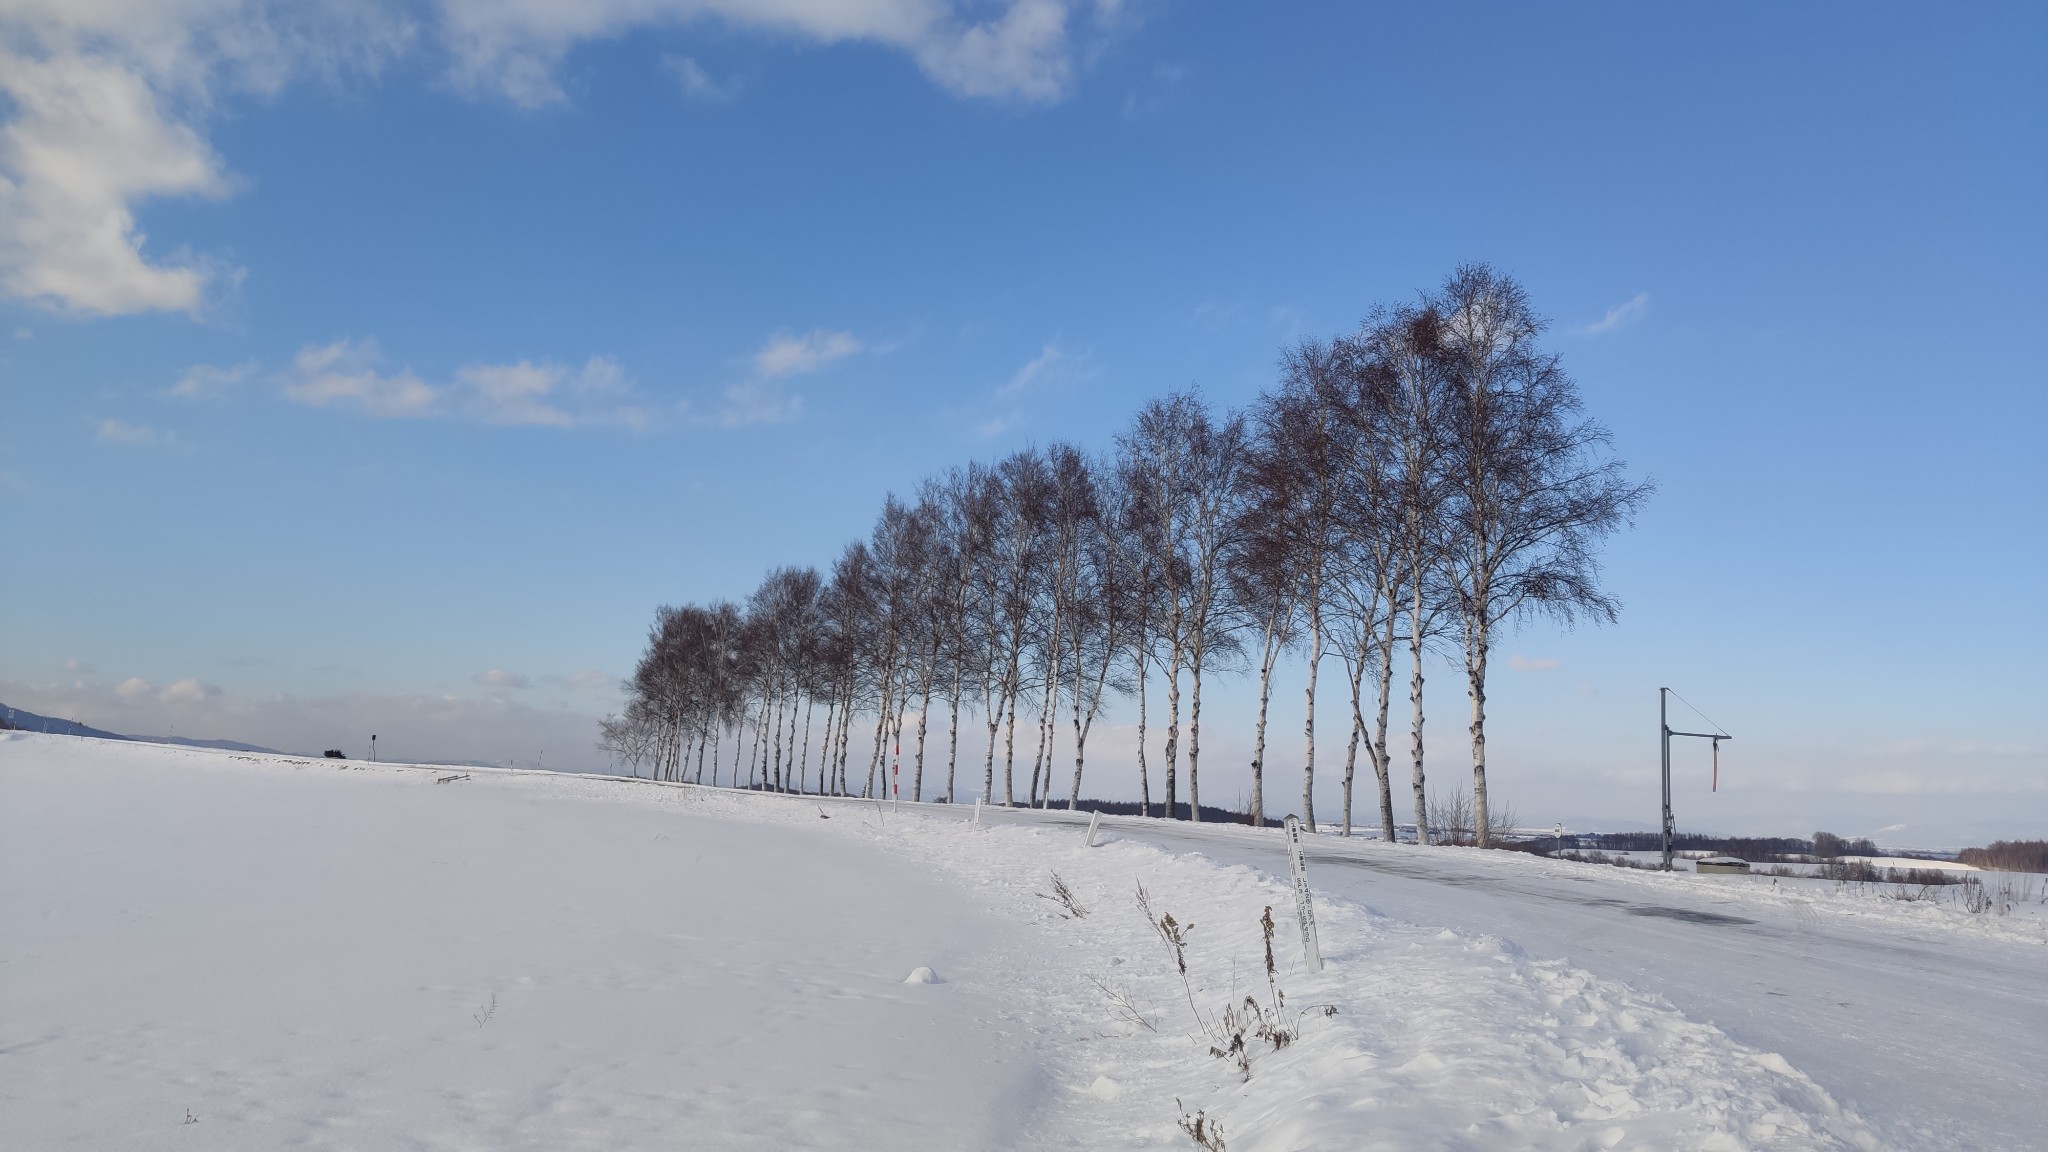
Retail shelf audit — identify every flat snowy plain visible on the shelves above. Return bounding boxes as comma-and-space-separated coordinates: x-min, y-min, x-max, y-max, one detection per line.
3, 733, 2041, 1150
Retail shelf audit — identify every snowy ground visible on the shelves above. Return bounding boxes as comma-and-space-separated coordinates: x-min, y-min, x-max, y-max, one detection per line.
4, 734, 2039, 1150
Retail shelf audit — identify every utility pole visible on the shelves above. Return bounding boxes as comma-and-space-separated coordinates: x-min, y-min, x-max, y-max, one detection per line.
371, 734, 378, 763
1660, 687, 1730, 870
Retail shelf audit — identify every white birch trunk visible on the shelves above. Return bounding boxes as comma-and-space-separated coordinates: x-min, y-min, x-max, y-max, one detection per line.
1468, 614, 1491, 847
1302, 590, 1322, 833
1249, 611, 1280, 828
1409, 573, 1429, 846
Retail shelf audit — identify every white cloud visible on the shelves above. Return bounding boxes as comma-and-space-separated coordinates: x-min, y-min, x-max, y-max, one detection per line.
486, 354, 638, 427
169, 360, 256, 399
440, 0, 1088, 109
476, 669, 531, 689
456, 360, 570, 426
0, 2, 412, 316
95, 418, 160, 445
66, 659, 97, 673
1508, 654, 1560, 672
275, 341, 645, 427
710, 328, 865, 425
752, 329, 863, 378
661, 54, 739, 102
909, 0, 1072, 101
455, 357, 635, 427
1583, 292, 1649, 335
113, 674, 223, 704
282, 339, 438, 418
159, 677, 222, 705
0, 47, 229, 315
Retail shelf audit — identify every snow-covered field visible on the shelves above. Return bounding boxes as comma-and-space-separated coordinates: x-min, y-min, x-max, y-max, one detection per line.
4, 734, 2040, 1149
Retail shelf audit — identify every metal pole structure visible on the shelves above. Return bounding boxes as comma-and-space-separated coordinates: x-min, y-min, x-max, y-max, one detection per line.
1659, 687, 1731, 871
1661, 688, 1674, 869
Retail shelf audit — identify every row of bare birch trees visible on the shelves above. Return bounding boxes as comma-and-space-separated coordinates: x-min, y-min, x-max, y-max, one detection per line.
602, 265, 1649, 845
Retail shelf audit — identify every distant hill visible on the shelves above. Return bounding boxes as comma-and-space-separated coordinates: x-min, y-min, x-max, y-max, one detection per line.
0, 704, 285, 755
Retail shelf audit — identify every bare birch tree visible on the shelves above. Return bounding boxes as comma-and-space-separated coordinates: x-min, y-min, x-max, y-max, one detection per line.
1433, 264, 1651, 845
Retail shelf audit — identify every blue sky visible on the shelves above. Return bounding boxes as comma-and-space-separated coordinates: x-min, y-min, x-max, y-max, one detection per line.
3, 2, 2043, 845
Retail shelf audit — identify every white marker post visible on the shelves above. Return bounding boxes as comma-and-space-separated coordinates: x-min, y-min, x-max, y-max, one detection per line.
973, 797, 983, 827
1085, 810, 1102, 847
1283, 816, 1323, 972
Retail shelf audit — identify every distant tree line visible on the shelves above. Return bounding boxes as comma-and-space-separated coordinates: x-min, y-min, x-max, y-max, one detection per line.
1811, 830, 1879, 858
1957, 841, 2048, 873
1573, 831, 2048, 870
604, 265, 1648, 845
1579, 832, 1858, 859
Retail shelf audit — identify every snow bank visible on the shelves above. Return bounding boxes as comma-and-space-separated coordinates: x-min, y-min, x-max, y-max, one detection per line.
654, 787, 1884, 1151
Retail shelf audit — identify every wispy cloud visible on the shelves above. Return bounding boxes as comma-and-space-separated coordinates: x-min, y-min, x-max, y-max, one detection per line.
1121, 61, 1185, 119
475, 669, 531, 689
1005, 338, 1097, 395
661, 54, 740, 102
1189, 298, 1244, 328
1508, 654, 1560, 671
711, 328, 868, 426
281, 340, 436, 417
718, 378, 806, 428
542, 669, 617, 691
959, 339, 1095, 439
114, 675, 221, 705
445, 0, 1094, 109
752, 330, 863, 378
456, 355, 636, 427
267, 340, 647, 428
1583, 292, 1649, 335
998, 342, 1067, 396
160, 677, 222, 705
95, 419, 162, 446
974, 410, 1023, 439
169, 361, 257, 399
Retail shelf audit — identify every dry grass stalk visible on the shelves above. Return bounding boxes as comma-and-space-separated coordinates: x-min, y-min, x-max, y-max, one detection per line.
1037, 871, 1089, 918
1176, 1099, 1226, 1151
